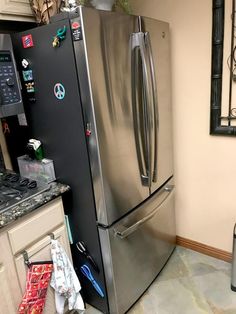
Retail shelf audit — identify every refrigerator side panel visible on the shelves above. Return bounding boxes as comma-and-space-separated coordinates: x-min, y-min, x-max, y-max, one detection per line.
11, 22, 109, 314
143, 18, 174, 194
74, 7, 149, 226
99, 178, 176, 314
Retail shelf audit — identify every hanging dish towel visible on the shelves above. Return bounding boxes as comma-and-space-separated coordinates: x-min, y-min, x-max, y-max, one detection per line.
50, 239, 85, 314
18, 261, 53, 314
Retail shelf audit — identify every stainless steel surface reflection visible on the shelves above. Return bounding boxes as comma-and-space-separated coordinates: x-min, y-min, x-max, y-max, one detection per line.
75, 8, 149, 225
73, 9, 175, 313
99, 178, 176, 314
141, 18, 174, 194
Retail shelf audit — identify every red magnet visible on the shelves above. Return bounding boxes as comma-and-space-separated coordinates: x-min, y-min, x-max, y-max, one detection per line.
72, 22, 80, 30
86, 129, 92, 137
22, 34, 34, 49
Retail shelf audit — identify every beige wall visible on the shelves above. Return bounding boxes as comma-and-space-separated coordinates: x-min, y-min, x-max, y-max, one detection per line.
130, 0, 236, 252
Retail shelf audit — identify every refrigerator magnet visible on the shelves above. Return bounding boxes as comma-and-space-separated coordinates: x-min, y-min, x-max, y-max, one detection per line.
52, 26, 67, 48
71, 20, 83, 41
22, 70, 33, 82
25, 82, 35, 93
21, 59, 29, 69
22, 34, 34, 49
54, 83, 65, 100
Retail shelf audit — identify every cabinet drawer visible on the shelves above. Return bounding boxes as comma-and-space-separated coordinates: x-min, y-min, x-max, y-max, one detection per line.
15, 225, 72, 313
8, 198, 64, 255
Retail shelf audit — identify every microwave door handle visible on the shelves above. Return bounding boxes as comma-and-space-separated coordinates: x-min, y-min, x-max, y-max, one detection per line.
114, 185, 174, 239
131, 32, 151, 187
145, 32, 159, 183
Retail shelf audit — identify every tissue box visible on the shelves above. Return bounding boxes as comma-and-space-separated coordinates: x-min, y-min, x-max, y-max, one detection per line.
17, 155, 56, 183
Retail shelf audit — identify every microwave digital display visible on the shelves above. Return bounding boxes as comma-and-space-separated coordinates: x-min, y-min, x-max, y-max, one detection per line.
0, 53, 11, 62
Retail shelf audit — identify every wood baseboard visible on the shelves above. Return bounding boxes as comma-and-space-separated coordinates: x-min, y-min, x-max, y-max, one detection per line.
176, 236, 232, 263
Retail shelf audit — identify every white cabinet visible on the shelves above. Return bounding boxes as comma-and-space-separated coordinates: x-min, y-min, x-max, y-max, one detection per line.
0, 197, 72, 314
0, 0, 34, 22
8, 197, 66, 255
0, 232, 22, 313
15, 225, 72, 314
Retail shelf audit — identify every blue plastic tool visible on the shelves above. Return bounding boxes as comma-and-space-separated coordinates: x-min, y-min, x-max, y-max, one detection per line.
80, 264, 104, 298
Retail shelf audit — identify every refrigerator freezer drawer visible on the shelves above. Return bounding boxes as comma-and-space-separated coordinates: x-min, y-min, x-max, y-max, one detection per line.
98, 178, 176, 314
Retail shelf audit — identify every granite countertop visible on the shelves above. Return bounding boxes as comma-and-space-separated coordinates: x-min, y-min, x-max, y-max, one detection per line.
0, 182, 70, 230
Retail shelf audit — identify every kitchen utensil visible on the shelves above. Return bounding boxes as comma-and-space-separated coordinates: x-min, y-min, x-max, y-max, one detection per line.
80, 265, 104, 298
76, 241, 99, 272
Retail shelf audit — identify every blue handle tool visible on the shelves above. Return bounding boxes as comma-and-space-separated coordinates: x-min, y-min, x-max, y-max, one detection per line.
80, 264, 104, 298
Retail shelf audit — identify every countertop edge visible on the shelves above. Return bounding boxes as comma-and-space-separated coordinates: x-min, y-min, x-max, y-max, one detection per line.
0, 182, 70, 230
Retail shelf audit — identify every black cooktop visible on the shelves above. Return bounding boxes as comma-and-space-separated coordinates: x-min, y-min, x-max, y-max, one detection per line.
0, 172, 50, 214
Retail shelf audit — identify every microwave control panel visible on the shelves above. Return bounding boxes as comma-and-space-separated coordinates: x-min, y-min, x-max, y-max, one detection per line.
0, 51, 21, 105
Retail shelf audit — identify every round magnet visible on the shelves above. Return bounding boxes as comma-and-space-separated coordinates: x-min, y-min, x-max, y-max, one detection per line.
54, 83, 66, 100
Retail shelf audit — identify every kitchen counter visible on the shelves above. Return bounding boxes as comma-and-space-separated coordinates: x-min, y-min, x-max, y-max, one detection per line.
0, 182, 70, 229
0, 186, 72, 313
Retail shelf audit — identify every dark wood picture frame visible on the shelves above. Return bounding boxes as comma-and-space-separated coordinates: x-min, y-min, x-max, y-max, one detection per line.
210, 0, 236, 135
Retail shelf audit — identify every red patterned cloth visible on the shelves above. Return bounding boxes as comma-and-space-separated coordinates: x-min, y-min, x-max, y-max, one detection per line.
18, 262, 53, 314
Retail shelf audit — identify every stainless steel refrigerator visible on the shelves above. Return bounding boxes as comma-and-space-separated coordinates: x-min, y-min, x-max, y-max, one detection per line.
12, 7, 176, 314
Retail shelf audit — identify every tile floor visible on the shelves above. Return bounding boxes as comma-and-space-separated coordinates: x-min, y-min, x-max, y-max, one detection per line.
85, 246, 236, 314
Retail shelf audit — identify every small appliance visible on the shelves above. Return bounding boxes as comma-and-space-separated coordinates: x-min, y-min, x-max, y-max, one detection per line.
0, 34, 24, 117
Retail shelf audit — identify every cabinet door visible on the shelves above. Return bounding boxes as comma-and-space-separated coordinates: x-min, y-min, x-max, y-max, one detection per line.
15, 225, 72, 314
0, 233, 21, 314
0, 0, 34, 21
8, 197, 65, 256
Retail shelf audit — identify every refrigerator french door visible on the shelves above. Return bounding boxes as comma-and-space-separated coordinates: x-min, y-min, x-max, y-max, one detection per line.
11, 7, 175, 314
73, 8, 173, 226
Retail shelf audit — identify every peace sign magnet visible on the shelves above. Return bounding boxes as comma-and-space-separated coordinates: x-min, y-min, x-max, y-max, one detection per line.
54, 83, 65, 100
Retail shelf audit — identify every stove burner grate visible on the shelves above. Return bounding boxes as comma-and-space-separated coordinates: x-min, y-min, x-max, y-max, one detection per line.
0, 171, 50, 214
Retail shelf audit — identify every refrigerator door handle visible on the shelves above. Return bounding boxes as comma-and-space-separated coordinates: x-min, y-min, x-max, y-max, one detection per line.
114, 185, 174, 239
145, 32, 159, 183
131, 32, 152, 187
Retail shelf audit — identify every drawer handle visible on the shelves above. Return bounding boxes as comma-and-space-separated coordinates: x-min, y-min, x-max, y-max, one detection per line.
48, 233, 55, 240
114, 186, 174, 239
22, 233, 55, 268
22, 250, 30, 267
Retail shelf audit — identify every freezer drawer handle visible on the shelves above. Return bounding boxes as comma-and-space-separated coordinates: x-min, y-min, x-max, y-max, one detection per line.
114, 186, 174, 239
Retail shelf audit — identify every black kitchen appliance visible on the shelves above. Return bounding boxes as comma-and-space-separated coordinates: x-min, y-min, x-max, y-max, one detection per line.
0, 34, 24, 117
